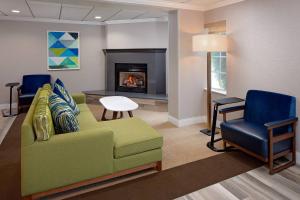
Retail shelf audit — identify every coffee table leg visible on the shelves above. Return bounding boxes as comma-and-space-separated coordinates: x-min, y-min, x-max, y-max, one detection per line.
120, 112, 124, 118
128, 111, 133, 118
113, 111, 118, 120
101, 108, 107, 121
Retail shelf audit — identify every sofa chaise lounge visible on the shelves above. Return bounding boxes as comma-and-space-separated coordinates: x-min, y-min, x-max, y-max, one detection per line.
21, 89, 163, 199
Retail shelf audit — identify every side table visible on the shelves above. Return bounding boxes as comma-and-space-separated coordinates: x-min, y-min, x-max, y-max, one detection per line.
2, 82, 20, 117
207, 97, 245, 152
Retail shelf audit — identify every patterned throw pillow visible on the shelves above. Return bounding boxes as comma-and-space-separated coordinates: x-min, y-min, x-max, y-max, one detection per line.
53, 82, 80, 115
49, 93, 80, 134
33, 97, 55, 141
55, 78, 65, 88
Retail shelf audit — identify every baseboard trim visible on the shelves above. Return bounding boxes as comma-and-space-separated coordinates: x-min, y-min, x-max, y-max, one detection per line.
168, 115, 206, 127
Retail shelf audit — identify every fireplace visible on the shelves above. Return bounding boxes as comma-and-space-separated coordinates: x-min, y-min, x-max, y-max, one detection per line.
115, 63, 147, 93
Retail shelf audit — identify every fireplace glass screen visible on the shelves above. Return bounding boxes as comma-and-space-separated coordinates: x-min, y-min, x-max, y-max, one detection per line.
115, 63, 147, 93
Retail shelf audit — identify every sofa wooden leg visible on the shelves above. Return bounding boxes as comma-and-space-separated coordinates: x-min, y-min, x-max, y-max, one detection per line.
22, 195, 33, 200
156, 161, 162, 171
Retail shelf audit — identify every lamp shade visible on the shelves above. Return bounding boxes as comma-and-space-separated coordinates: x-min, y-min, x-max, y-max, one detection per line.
193, 34, 227, 52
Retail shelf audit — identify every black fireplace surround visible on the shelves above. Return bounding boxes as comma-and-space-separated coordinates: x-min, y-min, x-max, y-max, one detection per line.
104, 49, 167, 95
115, 63, 147, 93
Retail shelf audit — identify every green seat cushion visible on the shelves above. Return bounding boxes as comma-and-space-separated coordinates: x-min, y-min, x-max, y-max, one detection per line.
77, 104, 91, 112
32, 97, 55, 141
100, 117, 163, 158
49, 93, 79, 134
76, 111, 98, 130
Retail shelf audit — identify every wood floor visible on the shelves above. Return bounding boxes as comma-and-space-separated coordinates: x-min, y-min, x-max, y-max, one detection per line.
177, 166, 300, 200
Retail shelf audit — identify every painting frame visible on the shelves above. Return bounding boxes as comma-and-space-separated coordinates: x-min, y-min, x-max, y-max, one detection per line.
47, 31, 80, 71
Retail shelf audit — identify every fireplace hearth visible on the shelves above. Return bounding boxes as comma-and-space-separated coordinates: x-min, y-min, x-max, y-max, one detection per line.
115, 63, 147, 93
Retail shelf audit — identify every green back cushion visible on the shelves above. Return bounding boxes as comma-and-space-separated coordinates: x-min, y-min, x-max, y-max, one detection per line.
53, 83, 80, 115
33, 96, 55, 141
49, 93, 80, 134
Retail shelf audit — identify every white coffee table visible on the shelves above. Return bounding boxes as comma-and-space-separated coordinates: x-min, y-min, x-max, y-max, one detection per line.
99, 96, 139, 121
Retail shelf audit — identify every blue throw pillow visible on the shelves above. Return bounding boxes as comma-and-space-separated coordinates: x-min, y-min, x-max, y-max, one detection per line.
53, 82, 80, 115
55, 78, 65, 87
49, 93, 79, 134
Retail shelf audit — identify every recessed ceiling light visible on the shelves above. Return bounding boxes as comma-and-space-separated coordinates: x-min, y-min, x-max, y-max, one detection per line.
11, 9, 20, 13
94, 16, 102, 19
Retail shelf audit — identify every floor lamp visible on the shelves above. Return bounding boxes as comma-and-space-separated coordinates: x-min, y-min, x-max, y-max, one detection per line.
193, 34, 228, 136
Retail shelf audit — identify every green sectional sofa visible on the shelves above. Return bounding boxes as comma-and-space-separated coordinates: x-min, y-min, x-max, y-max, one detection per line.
21, 89, 163, 199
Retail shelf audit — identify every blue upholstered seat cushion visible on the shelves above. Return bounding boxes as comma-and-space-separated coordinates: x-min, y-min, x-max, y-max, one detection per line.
49, 93, 79, 134
221, 119, 291, 158
53, 80, 80, 115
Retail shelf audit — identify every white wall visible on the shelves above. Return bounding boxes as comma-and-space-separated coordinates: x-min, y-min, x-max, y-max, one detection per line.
0, 20, 106, 104
168, 10, 206, 126
105, 21, 168, 49
205, 0, 300, 154
168, 11, 180, 119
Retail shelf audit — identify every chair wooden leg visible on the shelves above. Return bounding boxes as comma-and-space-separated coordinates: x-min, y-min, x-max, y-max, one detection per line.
292, 124, 296, 163
268, 130, 274, 174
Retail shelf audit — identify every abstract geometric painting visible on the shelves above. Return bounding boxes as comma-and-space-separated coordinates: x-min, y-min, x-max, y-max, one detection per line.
47, 31, 80, 70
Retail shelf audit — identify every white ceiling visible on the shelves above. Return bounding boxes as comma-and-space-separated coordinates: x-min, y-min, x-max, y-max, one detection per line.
0, 0, 243, 24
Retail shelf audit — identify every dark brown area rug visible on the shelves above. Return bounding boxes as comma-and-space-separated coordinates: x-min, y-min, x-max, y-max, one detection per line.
69, 151, 263, 200
0, 114, 24, 200
0, 114, 263, 200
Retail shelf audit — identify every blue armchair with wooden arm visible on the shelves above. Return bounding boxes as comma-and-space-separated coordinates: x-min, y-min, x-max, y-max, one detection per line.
219, 90, 298, 174
18, 74, 51, 113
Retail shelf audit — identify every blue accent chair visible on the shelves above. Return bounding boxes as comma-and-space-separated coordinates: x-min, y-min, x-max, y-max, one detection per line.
18, 74, 51, 112
220, 90, 298, 174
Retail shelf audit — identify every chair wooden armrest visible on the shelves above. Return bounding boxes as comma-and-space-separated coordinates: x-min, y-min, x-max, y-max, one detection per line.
219, 105, 245, 122
265, 117, 298, 130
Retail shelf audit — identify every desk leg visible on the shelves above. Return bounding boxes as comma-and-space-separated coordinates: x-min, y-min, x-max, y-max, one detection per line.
101, 108, 107, 121
9, 86, 12, 115
210, 104, 218, 146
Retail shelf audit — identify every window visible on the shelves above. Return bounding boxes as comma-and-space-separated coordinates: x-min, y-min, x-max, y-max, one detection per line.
204, 20, 227, 94
211, 52, 227, 93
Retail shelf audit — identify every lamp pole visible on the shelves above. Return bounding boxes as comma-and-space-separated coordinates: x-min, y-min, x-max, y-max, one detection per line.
207, 52, 212, 130
200, 52, 212, 135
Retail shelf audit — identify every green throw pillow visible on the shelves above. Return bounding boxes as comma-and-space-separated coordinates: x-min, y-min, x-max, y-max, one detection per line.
33, 97, 55, 141
49, 93, 80, 134
53, 83, 80, 115
42, 83, 52, 92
